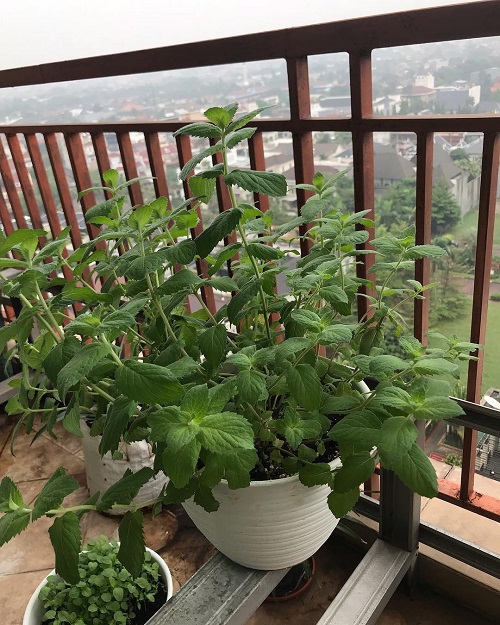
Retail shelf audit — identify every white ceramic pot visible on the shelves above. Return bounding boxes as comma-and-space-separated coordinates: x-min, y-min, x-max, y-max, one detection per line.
81, 422, 168, 514
182, 458, 342, 570
23, 547, 173, 625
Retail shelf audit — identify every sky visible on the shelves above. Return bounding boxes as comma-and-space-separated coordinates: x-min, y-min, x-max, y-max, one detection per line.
0, 0, 486, 71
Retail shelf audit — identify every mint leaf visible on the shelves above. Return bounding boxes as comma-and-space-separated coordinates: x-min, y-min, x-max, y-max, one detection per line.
320, 395, 362, 414
199, 325, 227, 367
204, 106, 234, 128
57, 343, 109, 398
246, 242, 282, 261
181, 384, 209, 419
287, 364, 322, 410
193, 485, 220, 512
173, 122, 221, 139
195, 208, 243, 258
224, 170, 287, 197
236, 370, 268, 404
227, 277, 262, 325
149, 407, 194, 445
180, 144, 223, 180
99, 398, 137, 456
298, 463, 333, 486
157, 268, 203, 296
0, 477, 24, 513
226, 127, 257, 149
0, 509, 31, 547
391, 443, 438, 498
49, 512, 81, 584
207, 277, 239, 292
115, 360, 184, 405
118, 511, 145, 578
126, 250, 169, 280
329, 410, 383, 450
369, 355, 408, 377
207, 380, 237, 414
221, 449, 258, 489
165, 240, 197, 265
328, 488, 360, 518
226, 106, 269, 133
98, 468, 154, 511
318, 325, 352, 345
32, 467, 80, 521
334, 452, 376, 493
413, 396, 464, 420
290, 310, 322, 332
199, 412, 254, 453
162, 439, 201, 488
275, 337, 312, 360
413, 358, 459, 377
377, 417, 418, 468
62, 400, 83, 438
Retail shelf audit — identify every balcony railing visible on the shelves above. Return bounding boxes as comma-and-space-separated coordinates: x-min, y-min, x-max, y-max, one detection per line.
1, 2, 500, 621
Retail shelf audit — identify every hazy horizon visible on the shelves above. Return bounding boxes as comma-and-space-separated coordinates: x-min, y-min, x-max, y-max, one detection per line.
0, 0, 486, 71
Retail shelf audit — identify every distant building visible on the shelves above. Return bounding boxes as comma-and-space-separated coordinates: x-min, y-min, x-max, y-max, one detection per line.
415, 73, 435, 89
435, 84, 481, 112
373, 143, 415, 195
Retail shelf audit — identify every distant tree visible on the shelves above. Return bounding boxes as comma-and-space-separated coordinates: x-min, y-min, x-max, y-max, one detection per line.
333, 175, 355, 213
431, 182, 461, 235
333, 131, 352, 146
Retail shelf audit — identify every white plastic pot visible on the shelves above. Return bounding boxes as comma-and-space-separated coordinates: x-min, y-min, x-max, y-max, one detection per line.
23, 547, 173, 625
81, 422, 168, 514
182, 457, 342, 570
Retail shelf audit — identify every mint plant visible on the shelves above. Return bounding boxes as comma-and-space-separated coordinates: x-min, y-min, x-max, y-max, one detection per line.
0, 102, 478, 583
38, 537, 161, 625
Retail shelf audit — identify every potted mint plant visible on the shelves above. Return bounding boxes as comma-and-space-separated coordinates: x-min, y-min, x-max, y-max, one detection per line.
0, 103, 477, 580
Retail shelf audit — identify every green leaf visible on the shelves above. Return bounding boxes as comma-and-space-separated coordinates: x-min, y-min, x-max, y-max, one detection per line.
165, 240, 197, 265
227, 277, 261, 325
126, 250, 169, 280
413, 396, 464, 421
0, 477, 24, 513
320, 395, 362, 414
85, 199, 118, 223
246, 242, 282, 261
391, 443, 438, 498
207, 276, 239, 292
226, 127, 257, 149
413, 358, 459, 377
102, 169, 119, 187
199, 325, 227, 367
300, 198, 330, 221
369, 355, 408, 377
199, 412, 254, 453
290, 309, 322, 332
32, 467, 80, 521
162, 438, 201, 488
275, 337, 312, 360
118, 511, 145, 578
207, 380, 237, 413
57, 343, 109, 398
0, 229, 46, 257
195, 208, 243, 258
181, 384, 209, 419
157, 268, 203, 296
61, 286, 112, 304
236, 369, 268, 404
318, 325, 353, 345
0, 258, 28, 269
334, 452, 376, 493
224, 170, 287, 197
329, 410, 383, 450
166, 355, 200, 380
221, 449, 258, 489
116, 360, 185, 405
406, 244, 445, 259
99, 310, 137, 340
98, 467, 154, 510
287, 364, 322, 410
0, 509, 31, 547
189, 175, 216, 204
377, 417, 418, 467
298, 463, 333, 486
193, 485, 220, 512
327, 488, 360, 518
99, 398, 137, 456
43, 336, 81, 386
173, 122, 221, 139
207, 242, 242, 275
319, 286, 349, 305
49, 512, 81, 584
149, 407, 198, 449
226, 106, 270, 133
180, 144, 223, 180
204, 105, 236, 128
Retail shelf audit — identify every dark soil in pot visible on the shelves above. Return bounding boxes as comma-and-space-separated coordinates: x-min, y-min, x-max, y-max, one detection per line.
131, 580, 168, 625
265, 556, 316, 602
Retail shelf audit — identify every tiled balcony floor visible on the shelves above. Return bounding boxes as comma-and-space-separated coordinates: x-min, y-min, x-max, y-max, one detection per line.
0, 413, 495, 625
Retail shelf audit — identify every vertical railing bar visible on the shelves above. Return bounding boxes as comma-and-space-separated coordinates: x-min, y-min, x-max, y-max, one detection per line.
6, 134, 46, 239
414, 132, 434, 344
175, 134, 216, 313
65, 133, 101, 242
461, 132, 500, 500
145, 133, 170, 198
92, 133, 113, 200
117, 132, 144, 206
349, 51, 376, 320
248, 132, 270, 213
44, 133, 84, 251
0, 137, 29, 229
0, 187, 14, 235
286, 57, 315, 258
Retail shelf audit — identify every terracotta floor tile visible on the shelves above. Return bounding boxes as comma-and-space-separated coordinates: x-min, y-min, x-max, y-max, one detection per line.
158, 527, 217, 586
0, 568, 53, 625
80, 510, 120, 545
0, 428, 85, 482
0, 413, 16, 454
41, 421, 83, 456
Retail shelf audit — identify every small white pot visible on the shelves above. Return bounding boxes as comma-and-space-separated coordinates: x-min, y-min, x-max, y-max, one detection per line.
81, 422, 168, 514
183, 458, 342, 570
23, 547, 173, 625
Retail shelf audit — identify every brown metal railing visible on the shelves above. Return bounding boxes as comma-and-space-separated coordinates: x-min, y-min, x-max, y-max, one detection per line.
1, 1, 500, 522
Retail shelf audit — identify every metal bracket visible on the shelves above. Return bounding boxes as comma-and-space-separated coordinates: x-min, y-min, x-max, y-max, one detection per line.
148, 552, 288, 625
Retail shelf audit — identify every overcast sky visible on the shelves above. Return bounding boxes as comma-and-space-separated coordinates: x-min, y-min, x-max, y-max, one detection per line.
0, 0, 485, 70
